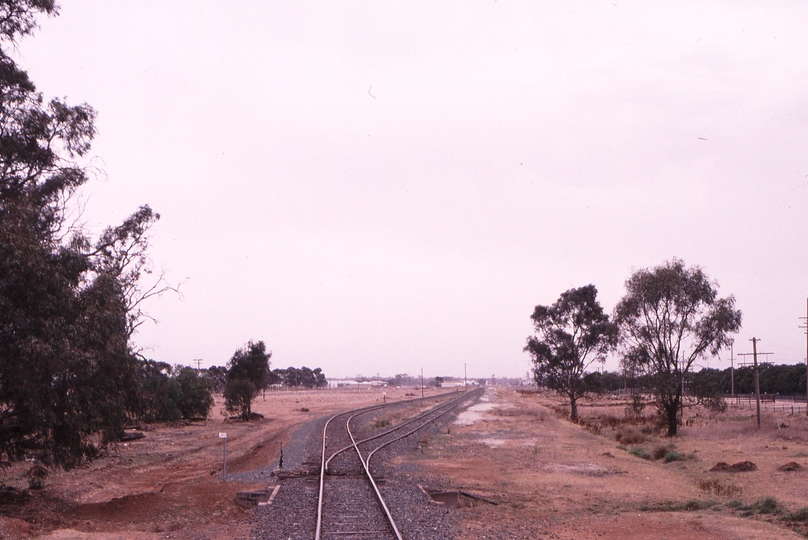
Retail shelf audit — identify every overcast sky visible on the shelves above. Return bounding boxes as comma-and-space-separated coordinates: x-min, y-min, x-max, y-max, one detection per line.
13, 1, 808, 379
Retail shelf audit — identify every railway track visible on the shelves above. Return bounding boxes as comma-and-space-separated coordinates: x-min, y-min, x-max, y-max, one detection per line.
315, 388, 483, 539
249, 388, 482, 539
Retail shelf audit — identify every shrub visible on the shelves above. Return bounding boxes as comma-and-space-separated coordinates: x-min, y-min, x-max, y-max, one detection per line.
698, 479, 742, 498
683, 499, 716, 511
785, 507, 808, 522
664, 451, 684, 463
755, 496, 782, 515
27, 477, 44, 490
616, 426, 645, 444
652, 445, 671, 460
629, 447, 651, 460
175, 367, 214, 419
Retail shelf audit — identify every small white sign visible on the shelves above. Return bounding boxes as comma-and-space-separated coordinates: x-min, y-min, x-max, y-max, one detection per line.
219, 432, 227, 438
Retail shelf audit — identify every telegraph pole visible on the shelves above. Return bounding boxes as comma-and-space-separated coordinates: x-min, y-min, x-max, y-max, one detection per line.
752, 338, 760, 428
729, 340, 735, 398
738, 338, 771, 429
193, 358, 202, 370
800, 299, 808, 416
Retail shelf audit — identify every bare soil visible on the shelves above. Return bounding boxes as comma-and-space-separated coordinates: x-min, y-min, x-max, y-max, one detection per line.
3, 387, 808, 539
404, 387, 808, 539
0, 388, 407, 539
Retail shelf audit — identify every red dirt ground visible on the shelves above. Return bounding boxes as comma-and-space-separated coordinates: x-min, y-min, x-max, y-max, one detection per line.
3, 387, 808, 539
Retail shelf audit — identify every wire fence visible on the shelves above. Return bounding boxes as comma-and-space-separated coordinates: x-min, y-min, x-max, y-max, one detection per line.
724, 395, 807, 415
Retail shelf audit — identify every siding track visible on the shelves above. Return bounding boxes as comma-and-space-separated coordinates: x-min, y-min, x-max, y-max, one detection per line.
315, 388, 483, 540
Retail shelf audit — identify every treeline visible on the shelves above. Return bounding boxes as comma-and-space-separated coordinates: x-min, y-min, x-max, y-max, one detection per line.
689, 364, 807, 396
579, 364, 808, 397
130, 360, 331, 423
137, 361, 214, 422
269, 366, 328, 389
206, 365, 328, 393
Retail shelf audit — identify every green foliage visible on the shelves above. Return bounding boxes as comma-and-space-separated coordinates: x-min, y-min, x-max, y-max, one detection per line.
640, 499, 717, 512
271, 366, 327, 389
525, 285, 618, 421
664, 451, 684, 463
652, 445, 671, 460
629, 447, 651, 460
0, 2, 168, 468
754, 496, 782, 515
689, 364, 807, 396
785, 507, 808, 522
205, 365, 228, 393
224, 341, 271, 420
583, 370, 626, 394
615, 259, 742, 436
27, 477, 44, 490
174, 367, 214, 419
688, 368, 727, 412
136, 361, 181, 422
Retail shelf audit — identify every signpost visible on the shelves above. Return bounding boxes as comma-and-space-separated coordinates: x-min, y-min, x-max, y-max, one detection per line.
219, 433, 227, 480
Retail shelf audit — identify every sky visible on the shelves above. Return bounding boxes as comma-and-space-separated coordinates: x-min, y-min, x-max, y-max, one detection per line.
11, 1, 808, 379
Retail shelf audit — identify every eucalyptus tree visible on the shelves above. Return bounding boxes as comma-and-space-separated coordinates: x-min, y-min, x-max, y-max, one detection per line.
614, 259, 741, 436
0, 1, 164, 467
525, 285, 618, 421
224, 341, 271, 420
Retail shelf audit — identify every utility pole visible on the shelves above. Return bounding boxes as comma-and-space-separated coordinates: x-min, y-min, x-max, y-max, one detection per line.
464, 363, 467, 389
193, 358, 202, 370
421, 368, 424, 398
738, 338, 771, 429
800, 299, 808, 416
752, 338, 761, 428
730, 340, 735, 398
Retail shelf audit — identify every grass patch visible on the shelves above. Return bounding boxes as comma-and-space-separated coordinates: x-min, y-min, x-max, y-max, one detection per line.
629, 447, 651, 460
730, 496, 784, 517
698, 479, 742, 498
652, 445, 671, 460
754, 496, 782, 515
616, 444, 628, 451
374, 417, 391, 429
640, 499, 718, 512
616, 426, 646, 444
785, 507, 808, 522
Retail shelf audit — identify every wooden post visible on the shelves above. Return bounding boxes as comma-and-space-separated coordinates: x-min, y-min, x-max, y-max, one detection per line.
752, 337, 761, 429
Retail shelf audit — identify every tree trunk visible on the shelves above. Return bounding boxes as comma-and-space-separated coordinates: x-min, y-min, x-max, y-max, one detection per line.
665, 396, 679, 436
569, 392, 578, 421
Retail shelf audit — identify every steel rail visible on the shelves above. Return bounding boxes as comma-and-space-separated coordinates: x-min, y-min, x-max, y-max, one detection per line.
314, 402, 387, 540
346, 412, 404, 540
346, 388, 482, 540
324, 390, 468, 472
314, 389, 479, 540
365, 387, 482, 466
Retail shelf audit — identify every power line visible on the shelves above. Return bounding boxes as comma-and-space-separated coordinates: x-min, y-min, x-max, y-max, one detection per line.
737, 338, 772, 429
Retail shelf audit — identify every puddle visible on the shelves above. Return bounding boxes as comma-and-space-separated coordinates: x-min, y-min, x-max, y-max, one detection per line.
454, 402, 497, 425
547, 463, 624, 476
479, 438, 507, 448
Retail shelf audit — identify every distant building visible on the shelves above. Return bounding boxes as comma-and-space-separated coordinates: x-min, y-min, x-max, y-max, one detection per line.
326, 378, 387, 389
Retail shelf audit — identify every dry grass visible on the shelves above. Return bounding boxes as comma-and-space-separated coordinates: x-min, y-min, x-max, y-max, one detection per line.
413, 388, 808, 539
